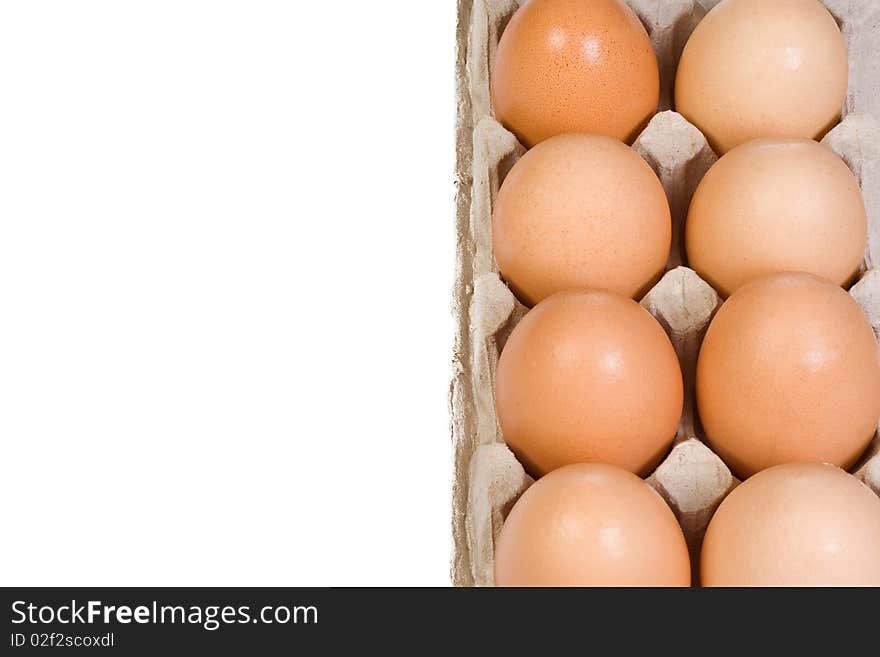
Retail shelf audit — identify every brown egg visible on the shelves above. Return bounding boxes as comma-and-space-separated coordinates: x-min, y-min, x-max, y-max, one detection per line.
702, 463, 880, 586
675, 0, 847, 154
686, 138, 867, 298
495, 463, 691, 586
491, 0, 659, 147
493, 133, 671, 306
696, 272, 880, 479
496, 289, 683, 477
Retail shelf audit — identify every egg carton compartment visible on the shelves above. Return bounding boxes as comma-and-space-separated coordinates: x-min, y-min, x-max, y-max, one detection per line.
452, 0, 880, 586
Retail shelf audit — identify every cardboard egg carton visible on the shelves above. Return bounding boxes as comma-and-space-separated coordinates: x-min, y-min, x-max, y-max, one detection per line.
451, 0, 880, 586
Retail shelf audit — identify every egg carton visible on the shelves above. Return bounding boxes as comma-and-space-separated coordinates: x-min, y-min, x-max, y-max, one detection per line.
451, 0, 880, 586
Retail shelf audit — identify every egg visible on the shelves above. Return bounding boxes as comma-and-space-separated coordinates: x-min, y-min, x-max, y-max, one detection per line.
696, 272, 880, 479
495, 463, 691, 586
675, 0, 847, 154
491, 0, 660, 147
493, 133, 671, 306
701, 463, 880, 586
686, 138, 867, 298
495, 289, 683, 477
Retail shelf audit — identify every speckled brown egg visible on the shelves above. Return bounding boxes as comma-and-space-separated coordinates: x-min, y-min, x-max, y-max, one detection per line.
701, 463, 880, 586
686, 138, 867, 298
675, 0, 848, 154
696, 272, 880, 479
493, 133, 671, 306
495, 463, 691, 586
495, 289, 683, 478
491, 0, 660, 147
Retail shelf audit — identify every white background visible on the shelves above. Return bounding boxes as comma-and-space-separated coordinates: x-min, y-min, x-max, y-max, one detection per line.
0, 1, 455, 585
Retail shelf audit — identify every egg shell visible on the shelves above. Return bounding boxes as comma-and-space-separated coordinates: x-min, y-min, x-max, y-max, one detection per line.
491, 0, 659, 147
696, 272, 880, 479
701, 463, 880, 586
495, 289, 684, 477
495, 463, 691, 586
675, 0, 848, 154
493, 133, 671, 306
685, 137, 867, 298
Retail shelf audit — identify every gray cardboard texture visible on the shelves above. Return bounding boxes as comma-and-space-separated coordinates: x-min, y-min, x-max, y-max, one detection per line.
452, 0, 880, 586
